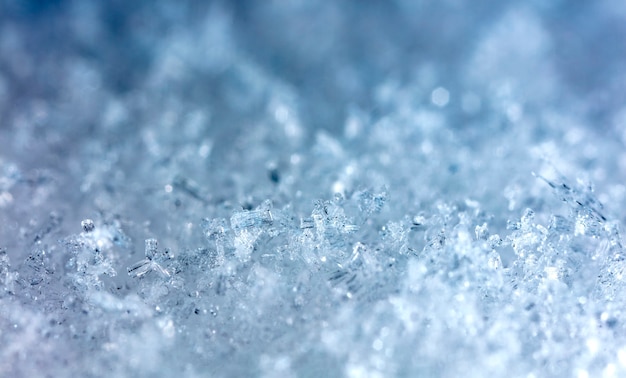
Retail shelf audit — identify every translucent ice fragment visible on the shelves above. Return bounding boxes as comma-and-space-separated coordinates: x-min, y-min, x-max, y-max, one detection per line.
354, 189, 387, 215
475, 223, 489, 240
230, 200, 273, 231
145, 238, 158, 260
348, 242, 366, 265
128, 259, 170, 279
549, 215, 572, 234
202, 218, 228, 239
426, 230, 446, 251
521, 208, 535, 226
487, 252, 502, 270
534, 172, 606, 221
127, 239, 171, 279
506, 220, 520, 231
300, 217, 314, 229
233, 228, 262, 261
411, 214, 427, 230
342, 224, 359, 233
201, 218, 229, 261
126, 259, 153, 278
311, 199, 359, 237
0, 248, 18, 294
487, 234, 502, 249
0, 247, 9, 267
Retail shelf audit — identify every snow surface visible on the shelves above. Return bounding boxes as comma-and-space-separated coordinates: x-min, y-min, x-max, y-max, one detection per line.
1, 1, 626, 377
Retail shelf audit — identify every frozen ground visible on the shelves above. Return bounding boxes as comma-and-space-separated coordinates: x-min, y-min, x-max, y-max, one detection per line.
1, 1, 626, 377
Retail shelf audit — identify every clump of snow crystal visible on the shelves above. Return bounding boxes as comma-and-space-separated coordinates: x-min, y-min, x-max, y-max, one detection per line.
0, 1, 625, 377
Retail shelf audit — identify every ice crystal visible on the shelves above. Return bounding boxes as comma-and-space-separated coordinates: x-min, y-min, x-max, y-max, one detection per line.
127, 239, 172, 279
1, 1, 625, 377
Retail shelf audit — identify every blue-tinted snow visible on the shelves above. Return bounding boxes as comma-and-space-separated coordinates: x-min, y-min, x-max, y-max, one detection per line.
0, 1, 626, 377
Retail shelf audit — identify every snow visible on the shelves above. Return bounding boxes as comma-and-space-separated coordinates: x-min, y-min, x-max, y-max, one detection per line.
0, 1, 626, 377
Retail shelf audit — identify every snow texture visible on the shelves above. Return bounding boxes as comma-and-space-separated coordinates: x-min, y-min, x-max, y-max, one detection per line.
1, 1, 626, 377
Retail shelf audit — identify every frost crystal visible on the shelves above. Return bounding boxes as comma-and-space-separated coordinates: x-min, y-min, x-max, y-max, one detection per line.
0, 248, 18, 294
1, 2, 625, 377
127, 239, 172, 278
230, 200, 274, 231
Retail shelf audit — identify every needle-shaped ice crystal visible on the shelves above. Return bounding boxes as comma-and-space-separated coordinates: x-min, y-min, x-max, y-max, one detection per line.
230, 200, 273, 231
127, 238, 171, 279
